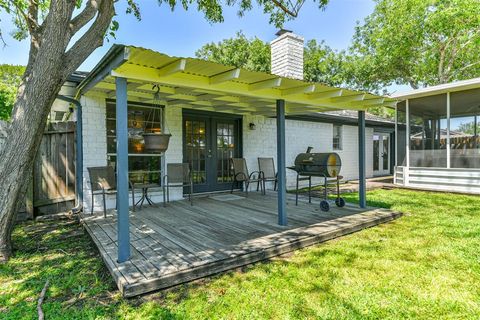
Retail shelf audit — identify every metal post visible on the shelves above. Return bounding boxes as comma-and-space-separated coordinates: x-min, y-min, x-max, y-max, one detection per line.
276, 99, 287, 226
446, 92, 451, 168
474, 115, 478, 150
115, 77, 130, 263
406, 99, 410, 168
358, 110, 367, 208
394, 104, 398, 167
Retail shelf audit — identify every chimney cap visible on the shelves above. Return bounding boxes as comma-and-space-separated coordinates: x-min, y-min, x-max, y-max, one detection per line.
275, 29, 293, 36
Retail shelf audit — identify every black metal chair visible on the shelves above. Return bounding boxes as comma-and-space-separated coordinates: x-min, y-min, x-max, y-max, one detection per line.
258, 157, 278, 192
163, 163, 193, 206
87, 166, 135, 217
230, 158, 264, 196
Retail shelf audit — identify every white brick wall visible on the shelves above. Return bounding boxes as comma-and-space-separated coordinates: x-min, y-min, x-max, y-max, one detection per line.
243, 115, 374, 189
270, 32, 304, 80
81, 95, 109, 211
81, 97, 374, 211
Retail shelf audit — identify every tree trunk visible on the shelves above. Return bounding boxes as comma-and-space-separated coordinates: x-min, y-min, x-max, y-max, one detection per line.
0, 0, 115, 262
0, 61, 66, 262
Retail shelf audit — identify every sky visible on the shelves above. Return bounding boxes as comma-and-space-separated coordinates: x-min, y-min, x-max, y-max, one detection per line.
0, 0, 375, 71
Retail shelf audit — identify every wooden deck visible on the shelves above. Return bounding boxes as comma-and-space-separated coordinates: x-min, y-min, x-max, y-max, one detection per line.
80, 192, 402, 297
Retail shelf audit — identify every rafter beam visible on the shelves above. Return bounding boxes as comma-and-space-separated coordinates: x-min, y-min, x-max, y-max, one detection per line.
308, 89, 343, 100
249, 78, 282, 91
158, 59, 187, 77
347, 97, 385, 107
330, 93, 366, 103
209, 68, 241, 85
166, 93, 199, 101
281, 85, 316, 96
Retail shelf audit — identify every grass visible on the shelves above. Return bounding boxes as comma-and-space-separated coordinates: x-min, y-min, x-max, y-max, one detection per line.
1, 189, 480, 319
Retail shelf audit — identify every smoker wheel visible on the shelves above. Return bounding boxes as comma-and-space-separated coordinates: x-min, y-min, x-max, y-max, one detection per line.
320, 200, 330, 212
335, 197, 345, 208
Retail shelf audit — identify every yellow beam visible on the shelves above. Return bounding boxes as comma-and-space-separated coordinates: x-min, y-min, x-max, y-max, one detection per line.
282, 84, 316, 96
210, 68, 241, 85
158, 59, 187, 77
249, 78, 282, 91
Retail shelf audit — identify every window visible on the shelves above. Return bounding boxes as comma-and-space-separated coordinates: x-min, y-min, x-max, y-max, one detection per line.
332, 124, 342, 150
106, 100, 165, 184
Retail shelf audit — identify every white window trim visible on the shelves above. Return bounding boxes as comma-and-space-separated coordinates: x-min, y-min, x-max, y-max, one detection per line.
333, 124, 343, 151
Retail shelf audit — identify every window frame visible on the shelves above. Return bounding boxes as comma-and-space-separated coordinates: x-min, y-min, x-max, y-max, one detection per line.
332, 124, 343, 151
105, 100, 165, 185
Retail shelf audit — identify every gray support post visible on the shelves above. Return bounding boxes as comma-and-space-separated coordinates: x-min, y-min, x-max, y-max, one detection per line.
446, 92, 451, 168
276, 99, 287, 226
358, 110, 367, 208
115, 77, 130, 263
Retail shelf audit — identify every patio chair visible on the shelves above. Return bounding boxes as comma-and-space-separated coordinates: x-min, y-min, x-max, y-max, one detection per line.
163, 163, 193, 206
230, 158, 264, 196
87, 166, 135, 218
258, 157, 278, 192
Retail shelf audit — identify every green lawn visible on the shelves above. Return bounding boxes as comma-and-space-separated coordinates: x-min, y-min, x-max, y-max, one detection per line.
1, 189, 480, 319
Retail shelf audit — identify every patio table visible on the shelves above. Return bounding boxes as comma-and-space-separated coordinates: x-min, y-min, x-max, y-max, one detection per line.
132, 183, 161, 210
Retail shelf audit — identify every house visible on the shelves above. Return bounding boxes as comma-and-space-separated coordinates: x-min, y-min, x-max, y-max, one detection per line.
392, 78, 480, 193
55, 30, 395, 214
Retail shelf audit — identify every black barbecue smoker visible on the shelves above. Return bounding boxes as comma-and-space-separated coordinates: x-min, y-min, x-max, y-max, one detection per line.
288, 147, 345, 212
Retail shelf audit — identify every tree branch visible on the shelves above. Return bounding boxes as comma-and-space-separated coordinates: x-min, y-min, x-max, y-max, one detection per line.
271, 0, 298, 17
69, 0, 100, 35
63, 0, 115, 75
447, 60, 480, 82
27, 0, 39, 30
7, 0, 39, 34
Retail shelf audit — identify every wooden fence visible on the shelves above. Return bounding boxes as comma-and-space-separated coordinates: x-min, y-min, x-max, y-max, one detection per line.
19, 121, 76, 218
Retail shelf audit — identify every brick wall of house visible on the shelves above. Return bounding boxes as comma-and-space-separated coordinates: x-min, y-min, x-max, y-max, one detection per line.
243, 115, 374, 189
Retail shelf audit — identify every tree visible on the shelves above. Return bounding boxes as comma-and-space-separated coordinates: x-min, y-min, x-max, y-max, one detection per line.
349, 0, 480, 91
196, 31, 271, 73
0, 64, 25, 120
0, 0, 329, 262
457, 121, 480, 135
303, 39, 346, 86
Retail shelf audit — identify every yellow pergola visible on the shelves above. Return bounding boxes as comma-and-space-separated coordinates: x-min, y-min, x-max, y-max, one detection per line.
77, 44, 396, 263
79, 45, 396, 115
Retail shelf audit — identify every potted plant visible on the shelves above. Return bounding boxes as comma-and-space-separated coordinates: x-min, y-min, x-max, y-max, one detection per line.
142, 85, 171, 153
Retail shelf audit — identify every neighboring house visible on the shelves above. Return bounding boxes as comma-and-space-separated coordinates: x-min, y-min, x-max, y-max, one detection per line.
392, 78, 480, 193
56, 30, 395, 212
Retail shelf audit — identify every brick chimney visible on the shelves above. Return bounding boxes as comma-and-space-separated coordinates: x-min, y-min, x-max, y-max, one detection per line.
270, 29, 304, 80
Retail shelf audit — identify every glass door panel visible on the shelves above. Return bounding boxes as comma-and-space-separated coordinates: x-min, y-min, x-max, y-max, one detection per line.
382, 135, 389, 171
373, 135, 380, 171
216, 122, 235, 183
184, 119, 208, 186
374, 133, 390, 175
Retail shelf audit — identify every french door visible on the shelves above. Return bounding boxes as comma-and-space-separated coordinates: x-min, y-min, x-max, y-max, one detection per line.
183, 111, 242, 193
373, 132, 390, 176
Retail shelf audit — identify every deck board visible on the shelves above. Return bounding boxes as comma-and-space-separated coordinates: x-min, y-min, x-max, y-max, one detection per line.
80, 191, 402, 297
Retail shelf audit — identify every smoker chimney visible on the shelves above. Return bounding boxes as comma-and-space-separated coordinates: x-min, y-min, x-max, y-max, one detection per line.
270, 29, 304, 80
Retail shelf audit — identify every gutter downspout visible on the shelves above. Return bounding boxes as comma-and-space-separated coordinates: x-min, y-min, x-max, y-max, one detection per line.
56, 95, 83, 213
